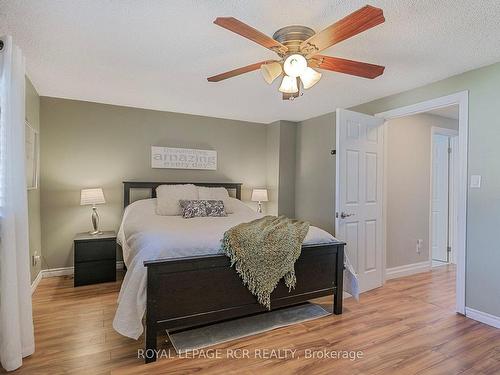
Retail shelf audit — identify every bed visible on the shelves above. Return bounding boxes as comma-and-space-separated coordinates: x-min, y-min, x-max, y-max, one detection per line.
114, 181, 345, 363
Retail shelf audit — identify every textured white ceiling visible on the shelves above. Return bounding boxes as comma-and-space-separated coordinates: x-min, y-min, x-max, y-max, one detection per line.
1, 0, 500, 123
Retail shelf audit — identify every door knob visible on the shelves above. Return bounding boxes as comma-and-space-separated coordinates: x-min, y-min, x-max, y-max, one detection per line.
337, 211, 354, 219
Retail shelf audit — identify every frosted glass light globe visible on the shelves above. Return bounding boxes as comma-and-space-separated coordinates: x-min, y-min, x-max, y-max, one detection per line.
283, 54, 307, 78
300, 67, 322, 89
278, 75, 298, 94
260, 62, 282, 84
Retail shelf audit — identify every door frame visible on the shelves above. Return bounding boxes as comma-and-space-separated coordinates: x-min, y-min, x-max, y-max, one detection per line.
375, 90, 468, 315
430, 127, 459, 265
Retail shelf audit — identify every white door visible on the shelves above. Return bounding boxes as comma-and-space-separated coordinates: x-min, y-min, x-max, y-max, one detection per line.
431, 134, 450, 262
336, 109, 384, 292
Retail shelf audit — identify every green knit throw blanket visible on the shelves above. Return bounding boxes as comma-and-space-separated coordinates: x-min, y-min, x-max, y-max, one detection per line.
221, 215, 310, 310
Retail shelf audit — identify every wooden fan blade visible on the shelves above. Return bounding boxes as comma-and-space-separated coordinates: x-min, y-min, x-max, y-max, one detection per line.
300, 5, 384, 57
207, 60, 275, 82
214, 17, 288, 55
313, 55, 385, 79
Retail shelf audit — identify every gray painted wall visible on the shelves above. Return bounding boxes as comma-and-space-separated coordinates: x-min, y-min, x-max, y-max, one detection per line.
265, 120, 297, 217
277, 121, 296, 218
385, 113, 458, 268
266, 121, 280, 215
26, 78, 41, 282
294, 113, 336, 233
40, 98, 268, 269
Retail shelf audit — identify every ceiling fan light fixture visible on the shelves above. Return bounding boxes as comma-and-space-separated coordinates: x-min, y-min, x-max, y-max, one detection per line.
278, 75, 298, 94
208, 6, 386, 99
300, 67, 322, 89
260, 62, 282, 84
283, 54, 307, 77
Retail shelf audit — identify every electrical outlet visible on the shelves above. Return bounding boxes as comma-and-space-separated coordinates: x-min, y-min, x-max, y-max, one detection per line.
416, 239, 423, 254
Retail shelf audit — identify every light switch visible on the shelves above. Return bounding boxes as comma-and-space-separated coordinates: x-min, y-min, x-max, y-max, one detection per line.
470, 175, 481, 188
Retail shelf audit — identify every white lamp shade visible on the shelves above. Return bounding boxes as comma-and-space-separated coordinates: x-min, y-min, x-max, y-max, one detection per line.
80, 188, 106, 205
261, 62, 282, 84
283, 54, 307, 77
300, 67, 322, 89
279, 75, 298, 94
251, 189, 268, 202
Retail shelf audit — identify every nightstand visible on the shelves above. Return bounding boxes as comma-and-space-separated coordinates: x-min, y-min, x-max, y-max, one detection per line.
74, 231, 117, 287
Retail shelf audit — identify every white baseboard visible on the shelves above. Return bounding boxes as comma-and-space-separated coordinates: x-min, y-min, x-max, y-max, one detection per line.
42, 266, 74, 278
465, 307, 500, 329
30, 261, 125, 293
31, 271, 42, 294
385, 261, 430, 280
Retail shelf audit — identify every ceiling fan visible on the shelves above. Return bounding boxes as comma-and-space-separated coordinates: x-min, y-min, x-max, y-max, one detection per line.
207, 5, 385, 100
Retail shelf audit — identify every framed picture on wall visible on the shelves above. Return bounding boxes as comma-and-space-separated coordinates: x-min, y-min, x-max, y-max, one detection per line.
25, 121, 39, 190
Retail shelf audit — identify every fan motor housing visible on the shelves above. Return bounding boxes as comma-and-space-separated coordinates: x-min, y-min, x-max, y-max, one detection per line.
273, 25, 315, 53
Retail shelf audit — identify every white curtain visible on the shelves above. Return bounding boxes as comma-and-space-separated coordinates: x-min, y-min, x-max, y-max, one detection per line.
0, 35, 35, 372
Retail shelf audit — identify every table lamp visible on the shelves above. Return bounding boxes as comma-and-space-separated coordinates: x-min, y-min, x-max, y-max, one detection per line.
251, 188, 268, 214
80, 188, 106, 235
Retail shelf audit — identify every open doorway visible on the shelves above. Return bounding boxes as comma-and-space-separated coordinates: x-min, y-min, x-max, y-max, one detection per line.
383, 106, 459, 279
376, 92, 468, 315
336, 91, 468, 314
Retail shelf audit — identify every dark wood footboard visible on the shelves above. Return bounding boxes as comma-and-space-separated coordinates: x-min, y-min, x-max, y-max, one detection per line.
143, 242, 345, 363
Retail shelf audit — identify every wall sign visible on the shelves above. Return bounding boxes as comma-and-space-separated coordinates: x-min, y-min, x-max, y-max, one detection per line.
151, 146, 217, 170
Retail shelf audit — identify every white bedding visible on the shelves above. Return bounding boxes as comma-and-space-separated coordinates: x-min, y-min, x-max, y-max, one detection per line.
113, 198, 343, 339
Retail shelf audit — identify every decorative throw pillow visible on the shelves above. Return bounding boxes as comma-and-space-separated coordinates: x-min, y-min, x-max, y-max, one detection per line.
198, 187, 235, 214
179, 200, 207, 218
205, 200, 227, 217
179, 200, 227, 218
156, 184, 198, 216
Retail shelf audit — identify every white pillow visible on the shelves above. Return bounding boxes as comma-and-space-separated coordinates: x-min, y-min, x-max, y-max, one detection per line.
156, 184, 198, 216
198, 186, 235, 214
226, 197, 254, 214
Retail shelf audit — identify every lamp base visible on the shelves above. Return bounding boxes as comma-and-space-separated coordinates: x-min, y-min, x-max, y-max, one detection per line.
90, 206, 101, 235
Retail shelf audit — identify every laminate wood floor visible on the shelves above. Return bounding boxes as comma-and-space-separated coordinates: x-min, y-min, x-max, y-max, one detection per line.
4, 264, 499, 374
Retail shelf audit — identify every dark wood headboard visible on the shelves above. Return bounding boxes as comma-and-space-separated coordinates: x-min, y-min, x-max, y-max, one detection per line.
123, 181, 242, 208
